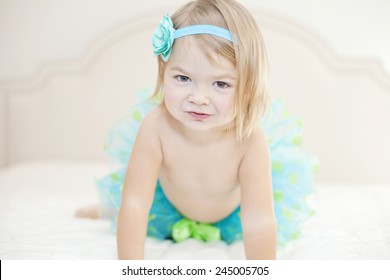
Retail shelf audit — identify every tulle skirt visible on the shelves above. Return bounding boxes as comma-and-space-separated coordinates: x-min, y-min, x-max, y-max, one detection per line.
97, 89, 319, 245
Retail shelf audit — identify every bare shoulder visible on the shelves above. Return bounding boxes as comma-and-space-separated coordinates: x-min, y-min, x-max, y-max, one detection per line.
241, 125, 269, 154
239, 125, 271, 178
136, 107, 166, 139
132, 107, 165, 157
141, 106, 171, 130
139, 107, 163, 129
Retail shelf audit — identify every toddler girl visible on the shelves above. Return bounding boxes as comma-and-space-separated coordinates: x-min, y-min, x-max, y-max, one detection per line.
77, 0, 318, 260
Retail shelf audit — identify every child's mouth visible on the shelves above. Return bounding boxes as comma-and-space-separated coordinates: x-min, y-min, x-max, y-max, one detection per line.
187, 111, 212, 120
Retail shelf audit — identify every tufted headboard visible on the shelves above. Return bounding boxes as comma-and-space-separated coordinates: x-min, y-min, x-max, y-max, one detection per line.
1, 5, 389, 184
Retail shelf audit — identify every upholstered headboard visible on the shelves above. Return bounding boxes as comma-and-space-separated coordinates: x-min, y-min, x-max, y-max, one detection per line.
1, 5, 389, 184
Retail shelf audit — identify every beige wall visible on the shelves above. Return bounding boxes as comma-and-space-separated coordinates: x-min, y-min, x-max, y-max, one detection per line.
0, 0, 390, 78
0, 0, 389, 184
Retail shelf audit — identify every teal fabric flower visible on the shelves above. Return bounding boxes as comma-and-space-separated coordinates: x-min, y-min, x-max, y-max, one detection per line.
152, 15, 175, 62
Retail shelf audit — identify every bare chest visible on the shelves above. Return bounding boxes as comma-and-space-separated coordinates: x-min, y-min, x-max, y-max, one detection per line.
160, 137, 243, 193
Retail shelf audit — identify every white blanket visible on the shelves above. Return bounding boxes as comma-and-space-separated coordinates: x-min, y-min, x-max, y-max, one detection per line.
0, 161, 389, 259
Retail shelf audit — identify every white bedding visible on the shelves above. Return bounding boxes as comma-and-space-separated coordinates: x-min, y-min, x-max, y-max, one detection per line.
1, 160, 389, 260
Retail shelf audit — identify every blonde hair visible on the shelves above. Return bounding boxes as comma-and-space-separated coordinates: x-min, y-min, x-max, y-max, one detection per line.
153, 0, 269, 141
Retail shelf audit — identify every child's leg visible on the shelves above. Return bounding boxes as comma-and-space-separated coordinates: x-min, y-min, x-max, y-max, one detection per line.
75, 204, 99, 219
80, 169, 124, 220
75, 204, 117, 219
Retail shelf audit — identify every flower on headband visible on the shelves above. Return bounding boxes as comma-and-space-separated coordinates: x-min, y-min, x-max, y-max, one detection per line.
152, 15, 175, 62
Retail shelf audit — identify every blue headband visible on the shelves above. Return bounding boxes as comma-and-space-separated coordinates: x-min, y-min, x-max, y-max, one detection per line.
152, 14, 233, 62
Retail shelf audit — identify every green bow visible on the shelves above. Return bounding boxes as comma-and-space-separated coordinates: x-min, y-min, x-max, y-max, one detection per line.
172, 218, 221, 242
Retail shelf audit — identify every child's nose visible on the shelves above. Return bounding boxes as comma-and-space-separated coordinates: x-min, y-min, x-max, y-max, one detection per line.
188, 91, 210, 106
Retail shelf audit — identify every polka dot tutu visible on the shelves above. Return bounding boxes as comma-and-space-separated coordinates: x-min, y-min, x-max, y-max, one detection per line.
97, 89, 319, 245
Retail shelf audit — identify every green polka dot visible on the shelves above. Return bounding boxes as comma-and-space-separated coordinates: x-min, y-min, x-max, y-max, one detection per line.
148, 226, 158, 235
312, 164, 321, 173
132, 110, 142, 122
289, 173, 299, 184
148, 214, 156, 221
295, 118, 303, 128
274, 190, 284, 203
272, 161, 283, 172
282, 209, 294, 220
291, 135, 302, 146
282, 110, 291, 119
290, 230, 301, 240
278, 224, 286, 231
110, 173, 121, 182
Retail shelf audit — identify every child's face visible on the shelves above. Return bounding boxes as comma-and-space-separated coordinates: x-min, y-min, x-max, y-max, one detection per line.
163, 39, 237, 134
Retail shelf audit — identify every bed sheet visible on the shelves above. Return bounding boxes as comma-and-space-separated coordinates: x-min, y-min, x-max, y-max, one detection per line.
0, 160, 389, 259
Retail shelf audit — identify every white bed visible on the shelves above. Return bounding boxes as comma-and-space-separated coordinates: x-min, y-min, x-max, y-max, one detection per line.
1, 4, 390, 260
1, 160, 389, 260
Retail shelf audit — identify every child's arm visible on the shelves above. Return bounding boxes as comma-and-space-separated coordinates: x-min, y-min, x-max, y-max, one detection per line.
117, 113, 162, 259
239, 126, 277, 260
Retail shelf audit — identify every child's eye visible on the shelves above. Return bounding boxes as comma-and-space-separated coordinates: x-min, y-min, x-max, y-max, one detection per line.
175, 75, 191, 82
213, 81, 229, 89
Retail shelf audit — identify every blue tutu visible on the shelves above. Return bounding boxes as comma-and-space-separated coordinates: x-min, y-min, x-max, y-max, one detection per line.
97, 89, 319, 245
